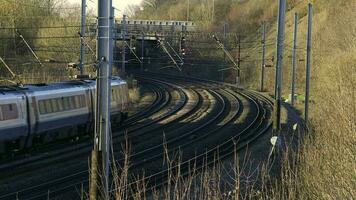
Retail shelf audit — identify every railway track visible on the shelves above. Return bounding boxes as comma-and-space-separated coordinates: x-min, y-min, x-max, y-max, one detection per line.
0, 74, 273, 200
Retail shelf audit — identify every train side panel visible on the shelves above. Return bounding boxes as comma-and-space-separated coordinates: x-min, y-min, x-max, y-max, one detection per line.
0, 93, 28, 153
26, 87, 92, 144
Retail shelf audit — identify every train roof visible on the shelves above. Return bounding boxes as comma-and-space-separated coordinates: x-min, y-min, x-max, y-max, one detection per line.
0, 76, 126, 93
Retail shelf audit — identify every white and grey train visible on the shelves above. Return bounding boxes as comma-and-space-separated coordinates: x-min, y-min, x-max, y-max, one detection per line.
0, 77, 129, 155
117, 19, 197, 32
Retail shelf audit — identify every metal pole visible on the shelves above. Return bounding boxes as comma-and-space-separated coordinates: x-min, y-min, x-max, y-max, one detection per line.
305, 4, 313, 128
90, 0, 112, 198
273, 0, 286, 134
260, 21, 266, 92
79, 0, 86, 75
237, 36, 241, 85
187, 0, 190, 21
122, 15, 127, 75
110, 7, 115, 71
141, 26, 144, 71
291, 13, 298, 106
223, 22, 227, 62
212, 0, 215, 22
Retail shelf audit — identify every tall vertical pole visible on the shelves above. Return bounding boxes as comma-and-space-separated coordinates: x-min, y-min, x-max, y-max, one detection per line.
79, 0, 86, 75
273, 0, 286, 134
110, 7, 115, 71
13, 0, 17, 58
237, 36, 241, 85
141, 26, 144, 71
122, 15, 127, 75
305, 4, 313, 128
212, 0, 215, 22
223, 22, 227, 62
90, 0, 112, 198
187, 0, 190, 21
291, 13, 298, 106
260, 21, 266, 92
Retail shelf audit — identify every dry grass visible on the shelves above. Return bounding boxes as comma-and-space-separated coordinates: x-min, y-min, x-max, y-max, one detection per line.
126, 1, 356, 199
109, 138, 274, 200
129, 87, 141, 104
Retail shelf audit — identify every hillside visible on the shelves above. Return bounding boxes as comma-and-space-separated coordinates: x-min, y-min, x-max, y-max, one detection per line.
137, 0, 355, 199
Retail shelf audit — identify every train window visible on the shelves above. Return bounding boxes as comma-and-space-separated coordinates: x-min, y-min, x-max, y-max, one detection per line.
111, 89, 115, 102
69, 96, 76, 109
57, 98, 63, 111
51, 99, 59, 112
74, 96, 80, 108
38, 95, 87, 114
45, 100, 53, 113
0, 103, 18, 121
79, 95, 86, 107
63, 97, 70, 111
39, 101, 46, 114
111, 87, 118, 102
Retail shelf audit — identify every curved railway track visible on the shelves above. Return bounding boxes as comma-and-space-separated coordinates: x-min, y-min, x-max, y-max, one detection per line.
0, 74, 273, 200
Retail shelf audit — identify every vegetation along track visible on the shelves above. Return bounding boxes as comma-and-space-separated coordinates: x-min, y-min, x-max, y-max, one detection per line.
0, 74, 273, 200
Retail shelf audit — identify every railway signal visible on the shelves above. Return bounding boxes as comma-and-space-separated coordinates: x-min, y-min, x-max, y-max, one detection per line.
180, 36, 186, 55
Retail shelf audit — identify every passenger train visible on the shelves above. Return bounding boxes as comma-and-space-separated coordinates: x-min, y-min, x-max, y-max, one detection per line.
116, 19, 197, 32
0, 76, 129, 155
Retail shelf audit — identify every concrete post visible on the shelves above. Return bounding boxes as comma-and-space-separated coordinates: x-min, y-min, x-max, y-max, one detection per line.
260, 21, 266, 92
141, 26, 144, 71
79, 0, 86, 75
273, 0, 286, 134
122, 14, 127, 75
305, 4, 313, 128
90, 0, 113, 198
237, 36, 241, 85
291, 13, 298, 106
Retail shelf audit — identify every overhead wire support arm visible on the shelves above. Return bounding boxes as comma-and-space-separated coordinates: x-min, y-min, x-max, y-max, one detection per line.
0, 56, 22, 85
212, 35, 239, 70
165, 41, 184, 64
155, 34, 182, 72
78, 32, 96, 57
16, 30, 43, 67
0, 57, 17, 78
218, 67, 237, 72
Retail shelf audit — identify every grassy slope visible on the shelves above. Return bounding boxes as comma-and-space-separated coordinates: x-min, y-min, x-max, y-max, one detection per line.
137, 0, 356, 199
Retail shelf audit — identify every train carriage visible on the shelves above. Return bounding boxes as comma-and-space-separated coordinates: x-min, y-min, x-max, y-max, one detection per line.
0, 89, 28, 153
0, 76, 129, 155
25, 81, 93, 145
